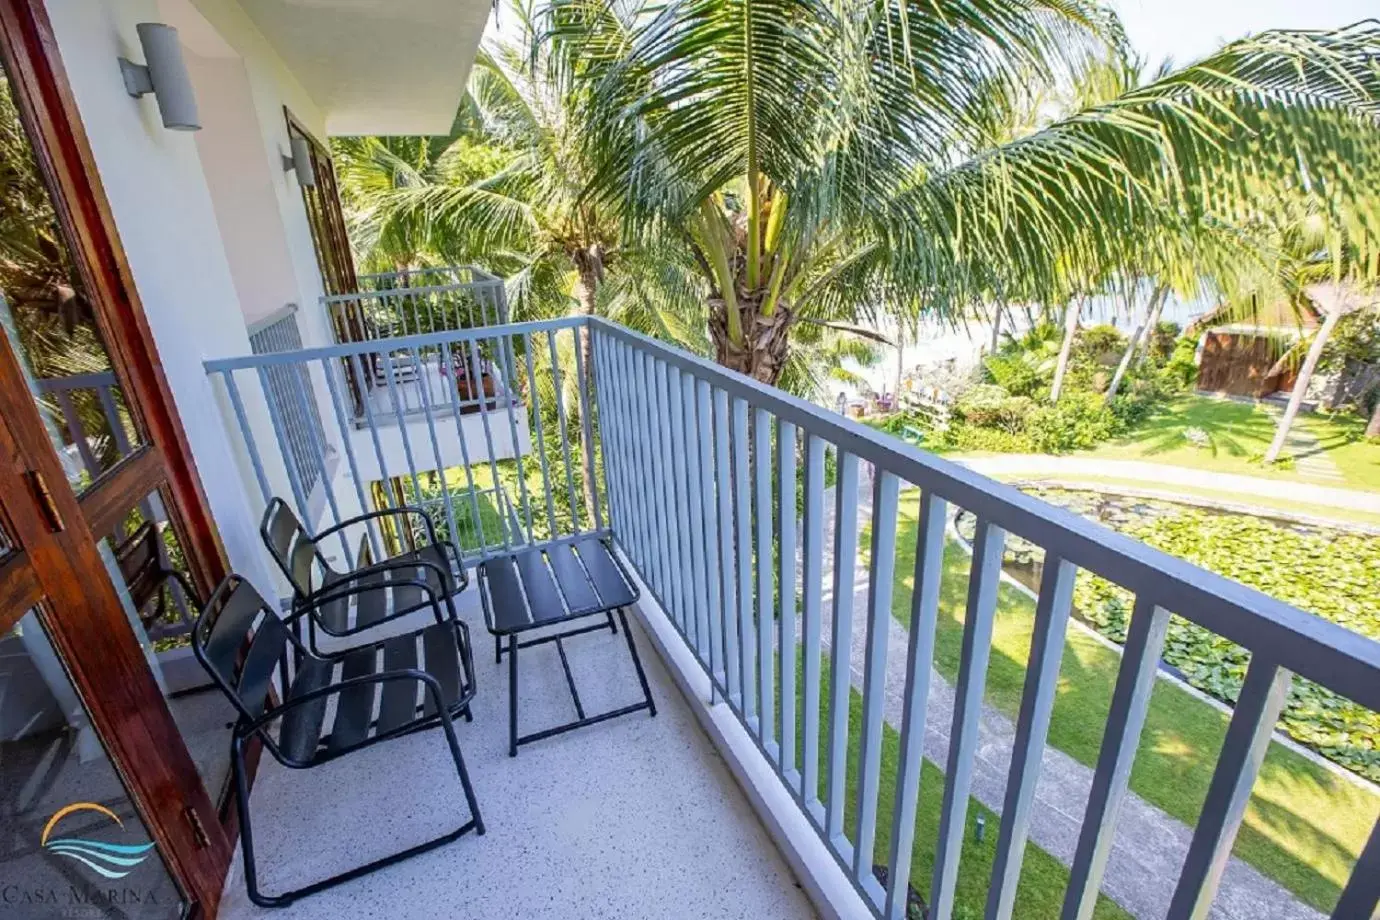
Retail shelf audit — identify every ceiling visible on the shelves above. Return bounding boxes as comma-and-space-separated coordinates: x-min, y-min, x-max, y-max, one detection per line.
236, 0, 492, 136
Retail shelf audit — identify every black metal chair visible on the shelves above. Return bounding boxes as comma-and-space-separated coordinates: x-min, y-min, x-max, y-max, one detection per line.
193, 575, 484, 908
260, 497, 469, 660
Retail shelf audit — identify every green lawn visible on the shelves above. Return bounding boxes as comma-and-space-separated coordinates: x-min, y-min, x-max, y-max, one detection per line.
885, 493, 1379, 912
1073, 394, 1380, 492
794, 660, 1132, 918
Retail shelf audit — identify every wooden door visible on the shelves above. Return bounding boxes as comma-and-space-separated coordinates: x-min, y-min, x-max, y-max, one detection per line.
0, 1, 234, 914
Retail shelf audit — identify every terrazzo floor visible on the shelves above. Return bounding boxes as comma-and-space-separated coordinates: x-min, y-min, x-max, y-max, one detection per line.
218, 591, 816, 920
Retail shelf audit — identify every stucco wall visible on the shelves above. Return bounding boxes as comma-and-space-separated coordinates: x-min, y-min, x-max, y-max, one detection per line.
186, 51, 300, 325
41, 0, 338, 598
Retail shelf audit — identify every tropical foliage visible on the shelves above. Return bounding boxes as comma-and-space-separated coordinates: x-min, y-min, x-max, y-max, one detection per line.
542, 0, 1380, 385
889, 319, 1190, 453
332, 1, 1380, 398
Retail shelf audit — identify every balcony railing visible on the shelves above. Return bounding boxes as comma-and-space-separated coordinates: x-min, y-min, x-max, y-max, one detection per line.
205, 315, 1380, 920
326, 265, 508, 346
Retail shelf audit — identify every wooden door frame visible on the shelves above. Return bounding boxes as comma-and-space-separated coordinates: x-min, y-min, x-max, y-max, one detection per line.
0, 0, 237, 913
285, 108, 359, 297
0, 0, 227, 598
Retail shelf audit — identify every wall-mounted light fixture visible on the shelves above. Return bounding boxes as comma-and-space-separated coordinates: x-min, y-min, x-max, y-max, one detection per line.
281, 135, 317, 187
119, 23, 200, 131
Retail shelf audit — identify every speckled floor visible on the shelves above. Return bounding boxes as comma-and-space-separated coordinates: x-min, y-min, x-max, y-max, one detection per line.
218, 591, 816, 920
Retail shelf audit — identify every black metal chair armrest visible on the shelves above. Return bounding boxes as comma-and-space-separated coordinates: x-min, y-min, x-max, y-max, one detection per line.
316, 506, 440, 547
313, 543, 467, 595
474, 563, 498, 633
311, 555, 457, 598
299, 574, 452, 644
246, 669, 451, 765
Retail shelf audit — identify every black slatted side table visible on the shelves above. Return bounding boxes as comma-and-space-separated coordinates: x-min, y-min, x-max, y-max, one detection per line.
476, 536, 656, 755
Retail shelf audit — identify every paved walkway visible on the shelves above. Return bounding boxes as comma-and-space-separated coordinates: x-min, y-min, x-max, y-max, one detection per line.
811, 467, 1319, 920
957, 455, 1380, 515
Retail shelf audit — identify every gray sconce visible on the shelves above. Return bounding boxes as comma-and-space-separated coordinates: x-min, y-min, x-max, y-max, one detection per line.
281, 135, 317, 187
119, 23, 200, 131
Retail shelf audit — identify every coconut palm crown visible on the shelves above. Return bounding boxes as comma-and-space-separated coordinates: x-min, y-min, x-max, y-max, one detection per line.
543, 0, 1380, 384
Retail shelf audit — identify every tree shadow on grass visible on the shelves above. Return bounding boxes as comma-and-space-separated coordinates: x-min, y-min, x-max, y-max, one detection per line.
1107, 398, 1279, 460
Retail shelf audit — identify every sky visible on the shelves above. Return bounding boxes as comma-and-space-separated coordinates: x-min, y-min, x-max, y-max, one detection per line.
1110, 0, 1373, 68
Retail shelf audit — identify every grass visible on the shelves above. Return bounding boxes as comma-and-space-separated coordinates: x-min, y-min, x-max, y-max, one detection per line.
885, 492, 1380, 912
1073, 394, 1380, 492
791, 658, 1132, 918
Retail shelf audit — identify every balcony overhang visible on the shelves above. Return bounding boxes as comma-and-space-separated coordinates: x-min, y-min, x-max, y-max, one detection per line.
235, 0, 491, 136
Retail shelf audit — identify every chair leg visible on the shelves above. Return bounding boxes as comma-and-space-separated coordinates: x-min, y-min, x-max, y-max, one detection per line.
508, 633, 519, 757
233, 726, 483, 908
495, 632, 502, 664
437, 709, 485, 835
232, 735, 279, 909
606, 610, 618, 634
619, 608, 657, 718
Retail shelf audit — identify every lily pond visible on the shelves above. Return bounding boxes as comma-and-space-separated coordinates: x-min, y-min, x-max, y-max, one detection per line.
954, 488, 1380, 782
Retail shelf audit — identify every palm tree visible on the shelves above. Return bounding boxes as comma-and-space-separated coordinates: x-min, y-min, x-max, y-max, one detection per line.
546, 1, 1379, 387
1244, 210, 1380, 462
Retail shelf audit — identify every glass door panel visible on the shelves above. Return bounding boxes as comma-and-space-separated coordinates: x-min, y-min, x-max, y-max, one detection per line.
101, 488, 233, 801
0, 69, 143, 495
0, 608, 184, 919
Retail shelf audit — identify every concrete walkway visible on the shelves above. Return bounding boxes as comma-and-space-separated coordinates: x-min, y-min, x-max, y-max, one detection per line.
957, 454, 1380, 515
812, 467, 1320, 920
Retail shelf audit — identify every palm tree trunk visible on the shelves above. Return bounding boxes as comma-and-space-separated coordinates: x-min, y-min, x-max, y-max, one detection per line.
1264, 308, 1342, 463
1050, 299, 1080, 403
571, 246, 603, 528
1366, 398, 1380, 439
1105, 322, 1146, 404
1134, 286, 1170, 367
989, 304, 1003, 353
708, 292, 792, 385
1106, 285, 1169, 403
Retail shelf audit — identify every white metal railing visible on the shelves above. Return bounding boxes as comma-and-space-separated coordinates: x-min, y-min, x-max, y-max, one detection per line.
205, 315, 1380, 920
247, 305, 330, 499
34, 370, 138, 482
206, 317, 595, 564
325, 265, 509, 346
585, 318, 1380, 920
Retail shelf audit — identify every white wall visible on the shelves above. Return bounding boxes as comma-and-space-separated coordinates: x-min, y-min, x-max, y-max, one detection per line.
43, 0, 282, 596
170, 0, 332, 347
186, 51, 299, 325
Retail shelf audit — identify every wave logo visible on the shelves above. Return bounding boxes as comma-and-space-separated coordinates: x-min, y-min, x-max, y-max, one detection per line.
41, 802, 156, 880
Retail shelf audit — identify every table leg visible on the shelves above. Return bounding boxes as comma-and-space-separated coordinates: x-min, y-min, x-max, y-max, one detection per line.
620, 608, 657, 718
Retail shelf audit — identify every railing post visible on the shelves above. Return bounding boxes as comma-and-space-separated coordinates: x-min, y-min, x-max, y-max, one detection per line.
885, 490, 947, 920
986, 553, 1077, 920
825, 451, 860, 848
1167, 656, 1292, 920
1062, 596, 1171, 920
931, 517, 1006, 920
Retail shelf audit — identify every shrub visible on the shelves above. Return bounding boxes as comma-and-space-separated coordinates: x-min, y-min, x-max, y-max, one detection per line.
954, 385, 1033, 433
1026, 391, 1115, 452
1074, 324, 1127, 365
1160, 334, 1199, 390
983, 352, 1049, 397
944, 424, 1035, 453
1147, 320, 1181, 364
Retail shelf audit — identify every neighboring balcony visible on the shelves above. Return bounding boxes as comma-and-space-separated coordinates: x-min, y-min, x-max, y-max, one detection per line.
204, 314, 1380, 920
235, 271, 531, 542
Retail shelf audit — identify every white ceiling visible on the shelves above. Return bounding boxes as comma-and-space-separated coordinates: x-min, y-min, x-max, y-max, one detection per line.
236, 0, 493, 136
